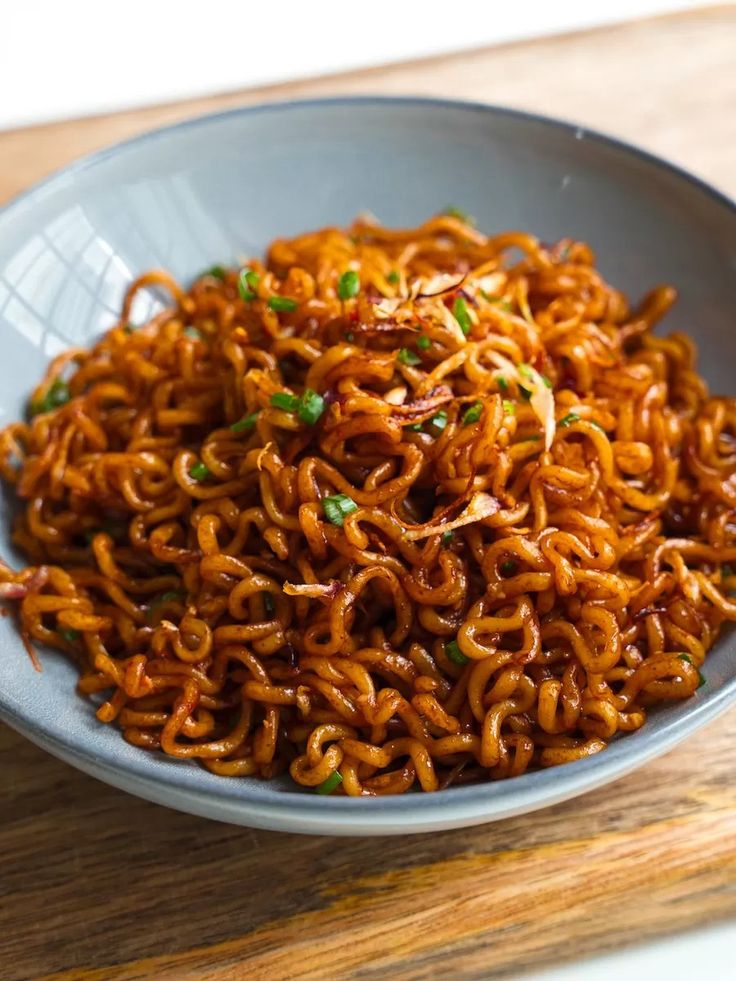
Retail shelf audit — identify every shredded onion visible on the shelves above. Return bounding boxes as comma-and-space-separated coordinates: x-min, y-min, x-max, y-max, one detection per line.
404, 492, 501, 541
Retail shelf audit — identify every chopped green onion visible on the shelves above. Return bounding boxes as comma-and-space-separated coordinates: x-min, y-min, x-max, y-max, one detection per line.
519, 386, 532, 401
183, 326, 201, 339
322, 493, 358, 526
453, 296, 472, 336
204, 265, 227, 281
558, 412, 580, 428
270, 389, 325, 424
462, 401, 483, 425
541, 374, 553, 389
316, 771, 343, 795
502, 399, 515, 416
270, 392, 300, 412
496, 375, 508, 391
268, 296, 298, 313
189, 462, 211, 481
500, 559, 517, 576
416, 334, 431, 350
123, 323, 136, 334
590, 420, 606, 433
238, 268, 260, 302
297, 389, 326, 425
230, 412, 259, 433
31, 379, 71, 416
59, 628, 80, 644
337, 270, 360, 300
397, 348, 421, 366
429, 410, 448, 433
263, 592, 275, 617
387, 270, 400, 284
678, 653, 693, 663
445, 640, 469, 665
407, 422, 424, 432
442, 206, 475, 226
441, 531, 453, 547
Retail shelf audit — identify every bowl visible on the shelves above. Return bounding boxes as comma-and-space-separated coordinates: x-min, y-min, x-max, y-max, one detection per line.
1, 97, 735, 835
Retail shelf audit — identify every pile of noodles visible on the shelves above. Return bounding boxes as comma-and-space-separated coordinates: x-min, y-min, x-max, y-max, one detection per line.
1, 211, 736, 797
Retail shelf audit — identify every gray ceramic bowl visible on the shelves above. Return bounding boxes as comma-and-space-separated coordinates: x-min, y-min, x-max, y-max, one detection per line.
1, 97, 735, 835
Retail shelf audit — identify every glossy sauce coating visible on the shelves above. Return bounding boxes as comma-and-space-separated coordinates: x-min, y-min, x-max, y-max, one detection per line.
1, 214, 735, 796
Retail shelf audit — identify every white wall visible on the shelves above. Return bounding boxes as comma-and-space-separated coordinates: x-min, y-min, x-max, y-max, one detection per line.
3, 0, 717, 130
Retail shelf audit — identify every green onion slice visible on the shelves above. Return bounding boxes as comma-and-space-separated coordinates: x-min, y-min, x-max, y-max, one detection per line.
230, 412, 259, 433
31, 379, 71, 416
204, 265, 227, 281
297, 389, 325, 425
453, 296, 472, 336
322, 493, 358, 526
270, 392, 300, 412
446, 640, 469, 665
338, 270, 360, 300
442, 205, 475, 225
429, 410, 448, 433
462, 401, 483, 425
238, 268, 260, 302
270, 389, 325, 425
397, 348, 421, 366
316, 772, 343, 795
268, 296, 298, 313
189, 462, 211, 481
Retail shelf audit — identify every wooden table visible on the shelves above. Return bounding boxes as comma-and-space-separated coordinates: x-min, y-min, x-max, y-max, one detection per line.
2, 8, 735, 979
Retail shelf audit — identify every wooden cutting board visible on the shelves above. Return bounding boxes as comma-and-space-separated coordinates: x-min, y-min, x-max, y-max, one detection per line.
2, 8, 735, 979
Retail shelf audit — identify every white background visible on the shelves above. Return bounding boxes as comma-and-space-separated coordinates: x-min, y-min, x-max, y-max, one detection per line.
2, 0, 717, 130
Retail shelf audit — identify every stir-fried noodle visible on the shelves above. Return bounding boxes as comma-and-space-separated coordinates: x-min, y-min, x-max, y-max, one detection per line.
2, 213, 735, 795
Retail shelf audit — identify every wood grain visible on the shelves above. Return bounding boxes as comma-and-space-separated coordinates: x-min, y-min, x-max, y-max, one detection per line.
1, 7, 736, 980
4, 712, 736, 981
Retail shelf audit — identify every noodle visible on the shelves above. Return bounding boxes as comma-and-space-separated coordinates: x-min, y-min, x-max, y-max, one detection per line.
1, 211, 735, 796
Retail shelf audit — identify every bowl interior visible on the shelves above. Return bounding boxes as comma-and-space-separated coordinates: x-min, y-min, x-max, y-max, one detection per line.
1, 98, 735, 833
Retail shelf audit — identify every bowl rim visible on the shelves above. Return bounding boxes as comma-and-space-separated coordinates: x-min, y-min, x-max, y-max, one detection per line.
1, 95, 735, 834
